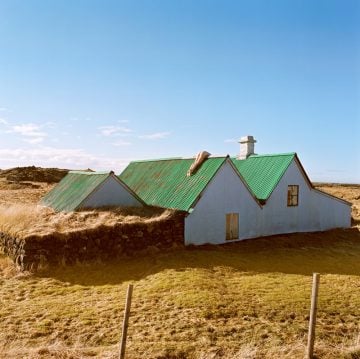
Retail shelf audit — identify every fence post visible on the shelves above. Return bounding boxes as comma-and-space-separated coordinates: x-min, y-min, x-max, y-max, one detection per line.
119, 284, 133, 359
306, 273, 320, 359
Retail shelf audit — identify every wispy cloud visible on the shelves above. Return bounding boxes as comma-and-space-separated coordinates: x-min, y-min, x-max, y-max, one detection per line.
0, 107, 9, 112
24, 137, 45, 145
0, 146, 130, 172
138, 131, 171, 140
9, 123, 46, 137
112, 140, 132, 146
44, 121, 56, 128
98, 125, 133, 137
7, 123, 47, 144
0, 118, 8, 125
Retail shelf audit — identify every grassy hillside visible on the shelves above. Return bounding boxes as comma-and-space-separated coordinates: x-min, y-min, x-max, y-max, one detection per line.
1, 228, 360, 359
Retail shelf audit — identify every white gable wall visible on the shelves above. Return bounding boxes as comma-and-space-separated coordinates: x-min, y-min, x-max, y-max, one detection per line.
311, 189, 351, 230
185, 161, 260, 245
259, 159, 351, 236
80, 176, 143, 209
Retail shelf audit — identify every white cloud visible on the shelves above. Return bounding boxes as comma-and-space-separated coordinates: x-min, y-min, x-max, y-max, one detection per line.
117, 119, 129, 124
0, 146, 130, 172
112, 140, 132, 147
9, 123, 47, 138
224, 139, 237, 143
24, 137, 44, 145
98, 125, 133, 137
138, 132, 171, 140
0, 118, 8, 125
0, 107, 9, 112
7, 123, 47, 144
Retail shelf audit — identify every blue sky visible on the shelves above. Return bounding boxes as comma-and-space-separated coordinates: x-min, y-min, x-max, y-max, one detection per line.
0, 0, 359, 182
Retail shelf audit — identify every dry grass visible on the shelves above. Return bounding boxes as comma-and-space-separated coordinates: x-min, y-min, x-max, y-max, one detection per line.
1, 228, 360, 358
0, 204, 50, 237
0, 203, 174, 238
0, 178, 175, 238
0, 179, 54, 205
1, 176, 359, 358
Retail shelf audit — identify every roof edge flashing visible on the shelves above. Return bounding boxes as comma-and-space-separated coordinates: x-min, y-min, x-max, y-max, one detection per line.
68, 170, 111, 175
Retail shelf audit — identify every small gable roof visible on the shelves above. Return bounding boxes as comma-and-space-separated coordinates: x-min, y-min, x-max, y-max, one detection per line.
41, 171, 142, 212
119, 157, 227, 212
231, 153, 295, 202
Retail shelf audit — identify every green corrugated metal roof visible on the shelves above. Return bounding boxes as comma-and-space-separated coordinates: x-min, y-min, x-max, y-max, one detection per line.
231, 153, 296, 201
41, 171, 111, 212
119, 153, 296, 210
119, 157, 226, 211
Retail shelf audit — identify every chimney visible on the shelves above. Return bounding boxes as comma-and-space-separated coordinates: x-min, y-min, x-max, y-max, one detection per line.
237, 135, 256, 159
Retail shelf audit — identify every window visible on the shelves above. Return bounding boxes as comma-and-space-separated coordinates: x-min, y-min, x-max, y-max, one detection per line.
287, 185, 299, 206
226, 213, 239, 240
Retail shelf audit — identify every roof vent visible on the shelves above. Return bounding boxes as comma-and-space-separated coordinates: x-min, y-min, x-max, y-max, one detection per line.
187, 151, 211, 176
237, 136, 256, 160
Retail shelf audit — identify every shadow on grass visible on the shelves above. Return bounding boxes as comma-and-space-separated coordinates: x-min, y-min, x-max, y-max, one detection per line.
36, 227, 360, 286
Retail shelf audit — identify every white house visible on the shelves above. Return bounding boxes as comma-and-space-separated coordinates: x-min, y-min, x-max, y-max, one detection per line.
119, 136, 351, 245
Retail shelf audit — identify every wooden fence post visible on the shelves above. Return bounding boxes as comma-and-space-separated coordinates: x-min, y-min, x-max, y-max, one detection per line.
306, 273, 320, 359
119, 284, 133, 359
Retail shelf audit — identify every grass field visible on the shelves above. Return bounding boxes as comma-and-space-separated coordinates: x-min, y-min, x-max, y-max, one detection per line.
1, 175, 359, 358
1, 228, 360, 358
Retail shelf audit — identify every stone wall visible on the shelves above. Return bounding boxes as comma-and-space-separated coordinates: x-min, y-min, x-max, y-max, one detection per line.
0, 212, 185, 271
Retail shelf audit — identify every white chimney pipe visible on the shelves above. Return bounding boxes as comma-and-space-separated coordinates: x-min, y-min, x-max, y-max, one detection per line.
237, 135, 256, 160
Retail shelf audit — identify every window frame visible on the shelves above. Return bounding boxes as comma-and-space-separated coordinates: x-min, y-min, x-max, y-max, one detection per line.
287, 185, 299, 207
226, 213, 239, 240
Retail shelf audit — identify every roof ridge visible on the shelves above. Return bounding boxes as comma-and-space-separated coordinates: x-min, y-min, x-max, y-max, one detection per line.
249, 152, 296, 158
131, 156, 228, 163
131, 157, 184, 163
231, 152, 296, 160
68, 171, 110, 175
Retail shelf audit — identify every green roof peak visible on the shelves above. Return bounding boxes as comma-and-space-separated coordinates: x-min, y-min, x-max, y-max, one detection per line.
231, 153, 295, 201
119, 157, 226, 211
41, 172, 111, 211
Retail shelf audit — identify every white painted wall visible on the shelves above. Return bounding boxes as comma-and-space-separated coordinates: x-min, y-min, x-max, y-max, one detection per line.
259, 160, 351, 236
80, 176, 143, 208
185, 159, 351, 245
185, 161, 261, 245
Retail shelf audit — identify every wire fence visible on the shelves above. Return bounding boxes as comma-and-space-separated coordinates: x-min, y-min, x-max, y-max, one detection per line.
120, 273, 360, 359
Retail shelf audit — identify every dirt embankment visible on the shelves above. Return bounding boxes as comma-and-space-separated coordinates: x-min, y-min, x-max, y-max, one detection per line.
0, 166, 69, 183
0, 166, 69, 205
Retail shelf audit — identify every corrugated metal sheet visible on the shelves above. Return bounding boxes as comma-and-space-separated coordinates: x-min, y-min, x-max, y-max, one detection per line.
231, 153, 295, 201
41, 171, 110, 212
119, 153, 296, 211
119, 157, 226, 212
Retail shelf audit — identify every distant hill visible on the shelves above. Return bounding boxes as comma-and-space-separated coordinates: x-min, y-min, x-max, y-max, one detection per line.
0, 166, 69, 183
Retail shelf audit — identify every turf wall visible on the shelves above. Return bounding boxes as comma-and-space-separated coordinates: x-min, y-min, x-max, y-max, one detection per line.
0, 212, 185, 271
